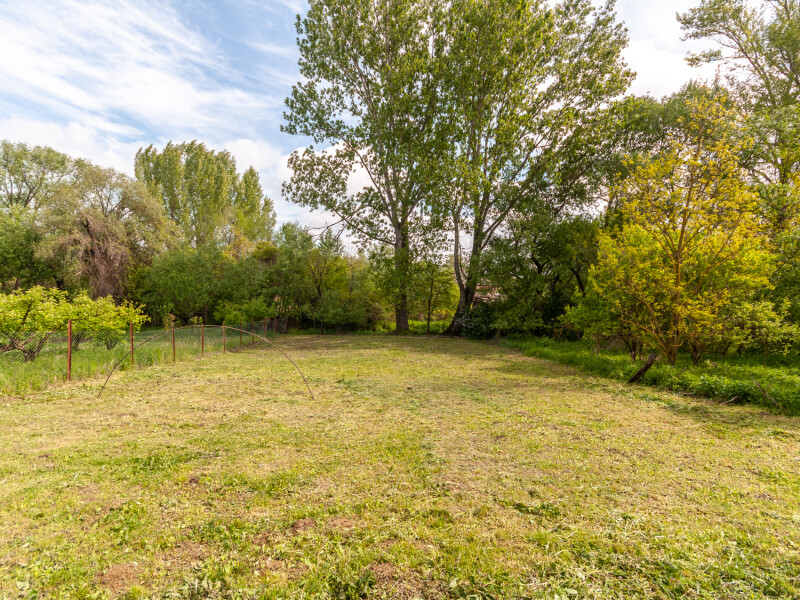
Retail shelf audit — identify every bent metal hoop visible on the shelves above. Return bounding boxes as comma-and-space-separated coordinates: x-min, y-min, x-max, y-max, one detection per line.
96, 325, 314, 401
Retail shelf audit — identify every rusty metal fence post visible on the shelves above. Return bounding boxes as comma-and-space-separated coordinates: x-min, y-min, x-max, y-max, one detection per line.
67, 319, 72, 382
130, 322, 134, 368
222, 321, 226, 352
201, 322, 205, 357
172, 323, 176, 362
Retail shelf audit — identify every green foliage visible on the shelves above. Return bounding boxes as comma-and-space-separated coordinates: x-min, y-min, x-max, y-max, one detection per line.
409, 259, 458, 333
38, 161, 174, 299
134, 141, 275, 248
214, 298, 274, 326
326, 570, 375, 600
567, 96, 786, 365
136, 244, 253, 325
0, 286, 146, 361
255, 225, 384, 332
0, 287, 145, 334
0, 207, 52, 290
679, 1, 800, 329
0, 140, 73, 212
0, 287, 72, 335
455, 303, 497, 340
442, 0, 632, 333
283, 0, 456, 332
485, 212, 599, 335
233, 167, 276, 246
679, 1, 800, 113
250, 240, 279, 265
1, 142, 172, 299
133, 223, 389, 333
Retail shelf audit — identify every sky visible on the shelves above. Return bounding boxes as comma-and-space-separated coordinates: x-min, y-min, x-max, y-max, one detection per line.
0, 0, 718, 226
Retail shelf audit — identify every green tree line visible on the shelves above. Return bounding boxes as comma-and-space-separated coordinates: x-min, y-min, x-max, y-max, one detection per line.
1, 0, 799, 370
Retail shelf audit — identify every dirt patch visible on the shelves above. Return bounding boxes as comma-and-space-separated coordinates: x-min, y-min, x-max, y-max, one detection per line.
325, 516, 357, 531
370, 561, 398, 584
370, 564, 433, 599
376, 539, 396, 550
178, 540, 208, 563
398, 570, 435, 599
288, 517, 316, 535
251, 529, 274, 547
98, 562, 139, 594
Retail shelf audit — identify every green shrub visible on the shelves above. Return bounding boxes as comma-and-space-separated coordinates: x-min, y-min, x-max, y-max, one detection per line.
457, 303, 497, 340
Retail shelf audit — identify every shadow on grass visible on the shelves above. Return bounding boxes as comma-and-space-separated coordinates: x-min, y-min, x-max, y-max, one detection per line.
472, 339, 800, 436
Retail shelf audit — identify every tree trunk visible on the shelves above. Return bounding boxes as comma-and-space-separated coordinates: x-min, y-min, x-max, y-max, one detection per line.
690, 342, 702, 366
445, 284, 476, 336
426, 279, 433, 335
446, 219, 483, 336
393, 224, 410, 334
628, 354, 659, 383
395, 301, 409, 334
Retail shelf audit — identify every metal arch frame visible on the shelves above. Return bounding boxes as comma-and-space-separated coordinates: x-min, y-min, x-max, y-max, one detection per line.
97, 324, 315, 400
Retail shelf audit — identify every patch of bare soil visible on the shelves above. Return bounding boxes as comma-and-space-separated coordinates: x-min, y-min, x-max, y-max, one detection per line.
77, 484, 101, 502
370, 563, 435, 599
325, 515, 357, 531
314, 477, 333, 494
371, 561, 398, 584
288, 517, 316, 535
98, 562, 139, 594
251, 529, 274, 547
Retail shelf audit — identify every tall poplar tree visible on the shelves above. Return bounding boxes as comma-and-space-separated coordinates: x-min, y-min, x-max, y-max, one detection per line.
282, 0, 450, 333
135, 142, 275, 248
442, 0, 631, 334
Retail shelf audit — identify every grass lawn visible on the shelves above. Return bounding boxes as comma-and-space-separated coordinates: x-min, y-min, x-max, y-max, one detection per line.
505, 337, 800, 415
1, 336, 799, 599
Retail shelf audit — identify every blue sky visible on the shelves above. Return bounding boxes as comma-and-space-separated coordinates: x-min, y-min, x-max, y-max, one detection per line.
0, 0, 716, 225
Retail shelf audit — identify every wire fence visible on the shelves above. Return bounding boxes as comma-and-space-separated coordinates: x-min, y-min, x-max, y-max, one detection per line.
0, 318, 288, 396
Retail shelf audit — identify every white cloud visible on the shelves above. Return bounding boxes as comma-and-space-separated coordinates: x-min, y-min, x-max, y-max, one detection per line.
220, 138, 341, 228
0, 117, 143, 174
616, 0, 720, 98
222, 137, 292, 199
0, 0, 742, 233
271, 0, 304, 15
0, 0, 271, 139
624, 38, 718, 98
248, 41, 298, 59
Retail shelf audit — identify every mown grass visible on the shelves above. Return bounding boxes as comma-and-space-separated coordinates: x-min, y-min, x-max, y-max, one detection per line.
1, 336, 799, 599
506, 336, 800, 415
